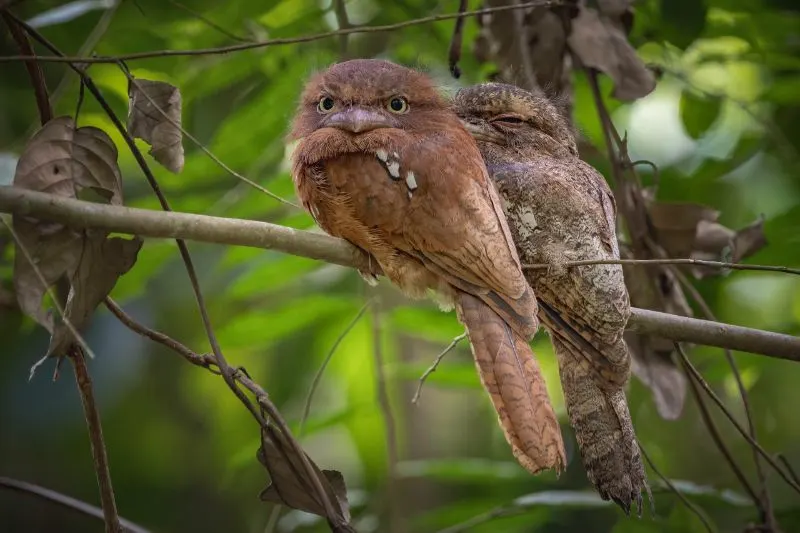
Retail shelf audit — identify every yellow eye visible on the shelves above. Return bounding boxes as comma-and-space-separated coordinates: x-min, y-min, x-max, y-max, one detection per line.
318, 96, 335, 113
387, 97, 409, 114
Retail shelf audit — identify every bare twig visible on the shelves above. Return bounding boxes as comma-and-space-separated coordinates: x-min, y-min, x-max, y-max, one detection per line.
671, 267, 776, 528
123, 70, 298, 209
0, 476, 150, 533
68, 347, 121, 533
299, 300, 372, 436
103, 297, 218, 371
777, 454, 800, 487
639, 446, 714, 533
678, 345, 760, 506
370, 300, 400, 533
411, 332, 467, 405
332, 0, 352, 58
447, 0, 468, 78
2, 186, 799, 360
677, 344, 800, 496
1, 12, 51, 124
436, 506, 519, 533
104, 298, 350, 530
168, 0, 253, 43
524, 258, 800, 276
639, 444, 714, 533
0, 1, 561, 64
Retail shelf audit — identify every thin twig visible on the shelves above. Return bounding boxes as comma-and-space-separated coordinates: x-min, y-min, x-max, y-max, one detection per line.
105, 297, 348, 529
1, 12, 51, 124
69, 347, 121, 533
523, 258, 800, 276
777, 454, 800, 487
123, 70, 298, 209
447, 0, 468, 78
0, 476, 150, 533
332, 0, 352, 58
678, 345, 760, 506
411, 332, 467, 405
436, 506, 518, 533
0, 1, 561, 64
168, 0, 253, 43
103, 297, 218, 372
370, 300, 399, 533
2, 186, 800, 360
299, 300, 371, 436
639, 446, 714, 533
671, 267, 776, 528
677, 344, 800, 496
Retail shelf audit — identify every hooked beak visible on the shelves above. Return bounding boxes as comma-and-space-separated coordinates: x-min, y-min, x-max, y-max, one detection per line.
326, 107, 392, 133
459, 118, 505, 144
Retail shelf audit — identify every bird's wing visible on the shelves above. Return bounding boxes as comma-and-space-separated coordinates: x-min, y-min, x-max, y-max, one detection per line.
394, 129, 539, 339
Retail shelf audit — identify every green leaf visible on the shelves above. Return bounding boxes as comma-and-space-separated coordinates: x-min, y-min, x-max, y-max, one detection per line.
680, 90, 723, 139
395, 459, 531, 483
660, 0, 709, 49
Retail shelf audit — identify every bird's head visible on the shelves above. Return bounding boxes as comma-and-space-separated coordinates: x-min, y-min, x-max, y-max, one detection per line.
290, 59, 448, 141
454, 82, 577, 159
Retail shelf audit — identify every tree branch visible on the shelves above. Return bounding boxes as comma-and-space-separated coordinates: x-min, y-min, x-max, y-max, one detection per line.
68, 347, 122, 533
0, 476, 149, 533
1, 185, 798, 360
0, 1, 561, 64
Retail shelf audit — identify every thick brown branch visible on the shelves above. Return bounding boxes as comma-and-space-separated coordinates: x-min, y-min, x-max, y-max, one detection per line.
1, 185, 798, 360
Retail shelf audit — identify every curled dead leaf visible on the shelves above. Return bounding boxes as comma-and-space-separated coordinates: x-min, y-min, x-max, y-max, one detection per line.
128, 78, 184, 174
566, 1, 656, 101
11, 117, 140, 359
257, 429, 351, 526
47, 232, 142, 357
648, 201, 768, 279
12, 117, 125, 331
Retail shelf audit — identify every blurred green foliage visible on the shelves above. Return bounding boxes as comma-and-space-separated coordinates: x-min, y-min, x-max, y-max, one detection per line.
1, 1, 799, 532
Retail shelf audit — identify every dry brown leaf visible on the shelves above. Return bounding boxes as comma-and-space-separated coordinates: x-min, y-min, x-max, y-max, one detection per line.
47, 232, 142, 356
567, 1, 656, 101
257, 429, 350, 524
12, 117, 124, 331
626, 333, 687, 420
648, 201, 768, 278
128, 78, 184, 174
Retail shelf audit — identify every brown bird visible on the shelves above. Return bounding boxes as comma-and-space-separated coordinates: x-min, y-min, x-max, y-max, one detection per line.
290, 59, 565, 475
455, 82, 650, 514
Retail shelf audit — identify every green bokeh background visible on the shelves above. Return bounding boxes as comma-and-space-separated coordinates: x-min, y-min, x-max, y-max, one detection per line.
1, 1, 799, 532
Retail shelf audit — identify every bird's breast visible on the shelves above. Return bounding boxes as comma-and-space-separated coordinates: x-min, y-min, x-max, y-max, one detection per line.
316, 151, 420, 233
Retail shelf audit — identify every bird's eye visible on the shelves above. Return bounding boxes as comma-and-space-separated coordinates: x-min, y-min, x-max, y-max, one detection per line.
492, 115, 524, 125
318, 96, 335, 113
387, 97, 409, 114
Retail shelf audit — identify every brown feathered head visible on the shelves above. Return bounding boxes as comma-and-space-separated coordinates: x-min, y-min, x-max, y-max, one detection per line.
454, 82, 578, 158
290, 59, 450, 141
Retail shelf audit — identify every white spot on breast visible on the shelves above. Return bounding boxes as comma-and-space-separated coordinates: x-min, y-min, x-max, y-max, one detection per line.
392, 152, 399, 159
405, 171, 418, 190
376, 149, 388, 162
387, 161, 400, 178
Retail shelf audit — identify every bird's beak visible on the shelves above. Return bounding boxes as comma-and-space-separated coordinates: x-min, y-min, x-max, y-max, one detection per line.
326, 107, 392, 133
459, 118, 504, 144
